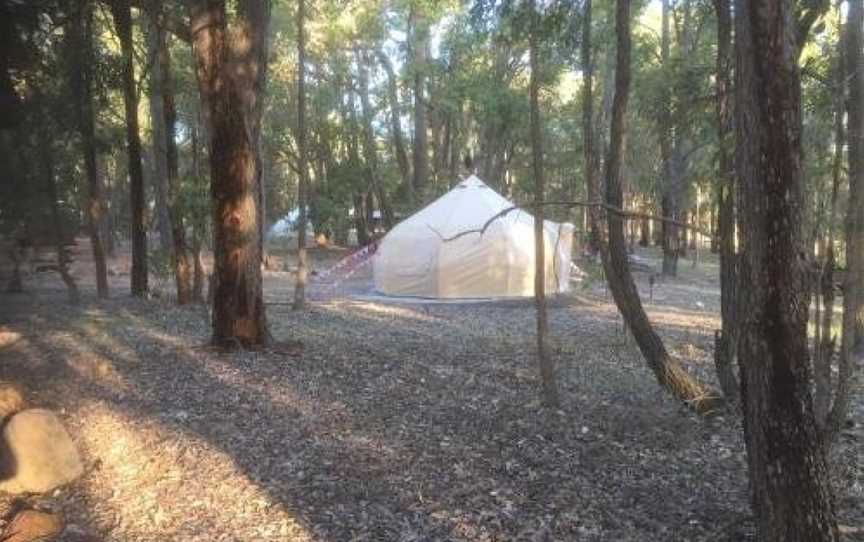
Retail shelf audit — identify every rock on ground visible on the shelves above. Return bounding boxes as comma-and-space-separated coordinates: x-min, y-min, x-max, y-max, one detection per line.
0, 409, 82, 494
0, 510, 63, 542
1, 509, 64, 542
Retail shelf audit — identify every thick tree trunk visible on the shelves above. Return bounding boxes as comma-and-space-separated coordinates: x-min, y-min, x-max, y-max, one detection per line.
410, 4, 429, 197
293, 0, 309, 310
190, 0, 270, 347
71, 0, 109, 299
734, 1, 839, 539
713, 0, 738, 405
602, 0, 720, 416
110, 0, 148, 297
528, 0, 559, 409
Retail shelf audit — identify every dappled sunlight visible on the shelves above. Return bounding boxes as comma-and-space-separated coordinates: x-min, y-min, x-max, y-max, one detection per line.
333, 299, 443, 322
199, 352, 356, 426
0, 328, 22, 349
69, 400, 314, 541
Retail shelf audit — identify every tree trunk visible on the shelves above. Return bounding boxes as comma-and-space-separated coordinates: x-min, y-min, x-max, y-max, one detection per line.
734, 1, 839, 539
191, 236, 205, 303
41, 124, 79, 304
353, 193, 370, 246
357, 50, 394, 230
639, 214, 650, 246
679, 210, 689, 257
410, 4, 429, 197
449, 108, 461, 183
710, 201, 720, 253
189, 0, 270, 347
377, 50, 412, 204
190, 112, 206, 304
110, 0, 148, 297
690, 195, 699, 257
71, 0, 109, 299
814, 9, 845, 431
713, 0, 738, 405
146, 12, 174, 253
658, 0, 678, 277
99, 157, 117, 257
293, 0, 309, 310
148, 4, 191, 304
581, 0, 601, 255
528, 0, 559, 409
826, 0, 864, 443
661, 195, 679, 275
602, 0, 720, 416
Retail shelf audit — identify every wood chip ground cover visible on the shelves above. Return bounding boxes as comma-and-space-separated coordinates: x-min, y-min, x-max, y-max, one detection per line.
0, 249, 861, 541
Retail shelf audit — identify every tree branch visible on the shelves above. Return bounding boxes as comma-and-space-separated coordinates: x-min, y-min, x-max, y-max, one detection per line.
438, 200, 716, 243
125, 0, 191, 43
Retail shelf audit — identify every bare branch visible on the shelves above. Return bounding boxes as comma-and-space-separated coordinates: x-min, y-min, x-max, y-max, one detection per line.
439, 200, 715, 243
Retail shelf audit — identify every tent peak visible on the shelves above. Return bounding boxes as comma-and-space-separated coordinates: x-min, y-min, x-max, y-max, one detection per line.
457, 175, 489, 189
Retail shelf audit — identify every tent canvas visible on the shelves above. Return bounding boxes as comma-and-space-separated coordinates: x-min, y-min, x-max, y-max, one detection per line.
373, 175, 575, 298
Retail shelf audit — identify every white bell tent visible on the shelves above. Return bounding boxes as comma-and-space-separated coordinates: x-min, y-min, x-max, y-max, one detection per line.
373, 175, 575, 298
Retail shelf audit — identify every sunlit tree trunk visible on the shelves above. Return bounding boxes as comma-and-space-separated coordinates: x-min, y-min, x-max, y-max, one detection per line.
734, 1, 839, 538
189, 0, 270, 346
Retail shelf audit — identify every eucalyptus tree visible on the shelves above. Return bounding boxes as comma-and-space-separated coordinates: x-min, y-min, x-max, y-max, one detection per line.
189, 0, 272, 347
293, 0, 309, 310
734, 0, 839, 538
70, 0, 109, 298
108, 0, 148, 296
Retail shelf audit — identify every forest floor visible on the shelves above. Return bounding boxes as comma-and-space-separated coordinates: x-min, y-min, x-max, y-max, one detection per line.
0, 240, 862, 541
